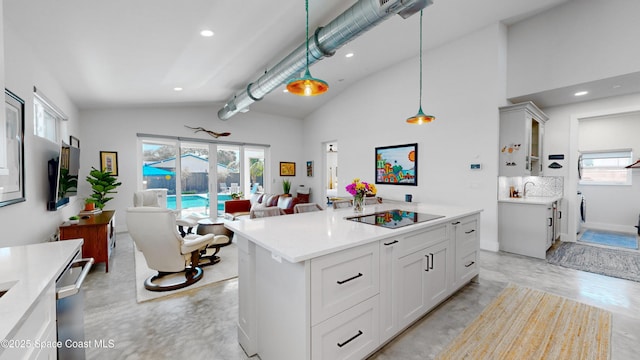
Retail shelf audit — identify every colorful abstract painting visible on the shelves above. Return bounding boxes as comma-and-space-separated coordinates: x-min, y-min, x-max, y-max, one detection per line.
375, 143, 417, 185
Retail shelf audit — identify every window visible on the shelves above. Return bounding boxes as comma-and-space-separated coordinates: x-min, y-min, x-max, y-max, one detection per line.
579, 150, 632, 185
33, 89, 67, 143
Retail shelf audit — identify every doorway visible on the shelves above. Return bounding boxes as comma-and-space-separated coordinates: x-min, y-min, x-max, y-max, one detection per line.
568, 108, 640, 244
324, 141, 338, 205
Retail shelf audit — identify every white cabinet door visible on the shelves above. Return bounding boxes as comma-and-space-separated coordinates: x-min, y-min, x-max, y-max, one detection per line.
395, 248, 428, 329
423, 239, 450, 309
394, 238, 451, 330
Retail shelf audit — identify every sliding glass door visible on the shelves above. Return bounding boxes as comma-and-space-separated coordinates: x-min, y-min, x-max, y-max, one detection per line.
140, 138, 267, 218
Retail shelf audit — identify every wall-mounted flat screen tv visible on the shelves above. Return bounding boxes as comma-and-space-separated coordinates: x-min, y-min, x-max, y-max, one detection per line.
47, 141, 80, 210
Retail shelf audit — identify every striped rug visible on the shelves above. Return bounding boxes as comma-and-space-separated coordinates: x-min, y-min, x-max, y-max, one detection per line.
436, 284, 611, 360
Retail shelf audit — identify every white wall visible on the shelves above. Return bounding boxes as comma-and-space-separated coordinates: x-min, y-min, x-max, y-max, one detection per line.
507, 0, 640, 97
0, 24, 80, 247
543, 93, 640, 239
79, 106, 305, 233
577, 112, 640, 233
304, 23, 508, 251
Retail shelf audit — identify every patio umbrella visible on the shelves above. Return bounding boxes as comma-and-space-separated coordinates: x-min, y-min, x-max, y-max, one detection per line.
142, 165, 175, 177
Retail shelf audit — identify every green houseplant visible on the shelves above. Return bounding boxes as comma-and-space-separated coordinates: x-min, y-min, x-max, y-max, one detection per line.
86, 167, 122, 210
282, 179, 292, 195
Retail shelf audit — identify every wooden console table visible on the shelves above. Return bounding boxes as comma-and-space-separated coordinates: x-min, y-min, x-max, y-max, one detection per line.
60, 210, 116, 272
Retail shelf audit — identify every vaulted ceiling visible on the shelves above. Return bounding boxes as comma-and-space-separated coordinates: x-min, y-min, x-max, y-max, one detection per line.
4, 0, 571, 119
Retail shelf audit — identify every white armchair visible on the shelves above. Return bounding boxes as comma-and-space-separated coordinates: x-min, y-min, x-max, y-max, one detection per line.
133, 189, 200, 236
126, 207, 214, 291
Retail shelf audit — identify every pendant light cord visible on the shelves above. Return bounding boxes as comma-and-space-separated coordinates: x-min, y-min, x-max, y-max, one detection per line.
418, 10, 423, 107
305, 0, 310, 71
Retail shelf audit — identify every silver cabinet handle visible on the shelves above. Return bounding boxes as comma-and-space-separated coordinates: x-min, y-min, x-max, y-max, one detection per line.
56, 258, 94, 299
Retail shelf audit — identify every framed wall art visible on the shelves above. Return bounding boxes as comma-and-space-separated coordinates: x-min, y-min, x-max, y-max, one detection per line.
0, 89, 26, 207
306, 161, 313, 177
279, 161, 295, 176
100, 151, 119, 176
375, 143, 418, 186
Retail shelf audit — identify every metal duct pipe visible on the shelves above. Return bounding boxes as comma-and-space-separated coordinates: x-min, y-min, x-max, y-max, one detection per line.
218, 0, 433, 120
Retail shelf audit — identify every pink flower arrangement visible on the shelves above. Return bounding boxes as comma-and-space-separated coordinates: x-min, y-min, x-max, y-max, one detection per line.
345, 178, 377, 197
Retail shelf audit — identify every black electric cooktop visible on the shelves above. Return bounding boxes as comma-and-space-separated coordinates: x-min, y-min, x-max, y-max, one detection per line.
345, 209, 444, 229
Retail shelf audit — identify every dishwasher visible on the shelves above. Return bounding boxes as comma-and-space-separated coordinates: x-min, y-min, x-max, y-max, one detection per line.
56, 252, 94, 360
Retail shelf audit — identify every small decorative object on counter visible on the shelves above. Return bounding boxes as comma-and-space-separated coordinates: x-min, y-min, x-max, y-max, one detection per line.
345, 178, 376, 213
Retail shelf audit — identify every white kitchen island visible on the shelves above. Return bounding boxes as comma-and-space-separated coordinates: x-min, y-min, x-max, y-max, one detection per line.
226, 202, 481, 360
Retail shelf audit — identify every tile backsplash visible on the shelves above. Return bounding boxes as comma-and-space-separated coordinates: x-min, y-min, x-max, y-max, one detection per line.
498, 176, 564, 199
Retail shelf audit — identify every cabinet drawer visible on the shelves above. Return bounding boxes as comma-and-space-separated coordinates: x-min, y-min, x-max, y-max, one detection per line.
457, 216, 478, 248
311, 242, 379, 325
312, 295, 379, 360
456, 251, 478, 283
397, 224, 448, 258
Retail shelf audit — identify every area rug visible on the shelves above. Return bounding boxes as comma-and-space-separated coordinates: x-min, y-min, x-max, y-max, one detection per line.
134, 242, 238, 303
547, 241, 640, 282
436, 284, 611, 360
579, 229, 638, 250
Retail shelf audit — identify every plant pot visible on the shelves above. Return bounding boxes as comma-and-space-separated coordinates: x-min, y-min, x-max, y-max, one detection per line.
84, 203, 95, 211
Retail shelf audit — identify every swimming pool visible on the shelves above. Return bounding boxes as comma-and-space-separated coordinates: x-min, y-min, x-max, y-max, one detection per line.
167, 194, 232, 212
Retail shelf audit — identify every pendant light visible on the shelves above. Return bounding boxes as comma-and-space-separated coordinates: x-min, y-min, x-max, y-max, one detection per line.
406, 10, 435, 124
286, 0, 329, 96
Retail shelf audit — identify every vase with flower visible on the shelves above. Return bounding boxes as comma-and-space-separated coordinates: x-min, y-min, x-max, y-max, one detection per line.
345, 178, 377, 213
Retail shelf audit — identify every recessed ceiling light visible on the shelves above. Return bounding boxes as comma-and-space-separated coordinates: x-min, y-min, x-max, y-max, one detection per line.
200, 30, 214, 37
612, 85, 621, 89
574, 91, 588, 97
173, 87, 183, 92
283, 89, 289, 93
345, 52, 354, 58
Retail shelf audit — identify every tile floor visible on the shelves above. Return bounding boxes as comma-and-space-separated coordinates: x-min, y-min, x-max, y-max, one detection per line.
83, 235, 640, 359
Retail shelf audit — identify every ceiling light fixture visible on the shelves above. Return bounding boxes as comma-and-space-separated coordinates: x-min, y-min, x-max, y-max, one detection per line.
406, 10, 435, 125
200, 30, 214, 37
173, 87, 183, 92
286, 0, 328, 97
574, 91, 588, 97
345, 52, 354, 58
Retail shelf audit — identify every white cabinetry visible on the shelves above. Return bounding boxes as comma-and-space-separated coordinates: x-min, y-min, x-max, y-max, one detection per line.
499, 102, 549, 177
236, 211, 481, 360
0, 284, 56, 360
499, 201, 557, 259
452, 215, 480, 287
394, 225, 450, 330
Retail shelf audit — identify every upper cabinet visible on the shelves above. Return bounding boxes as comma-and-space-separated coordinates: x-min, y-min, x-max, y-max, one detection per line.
499, 102, 549, 177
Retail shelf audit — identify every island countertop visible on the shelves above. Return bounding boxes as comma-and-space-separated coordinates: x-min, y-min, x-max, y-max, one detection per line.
225, 202, 481, 263
0, 239, 83, 341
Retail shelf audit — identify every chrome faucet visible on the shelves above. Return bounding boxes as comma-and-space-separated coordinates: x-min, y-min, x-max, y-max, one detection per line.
523, 181, 535, 197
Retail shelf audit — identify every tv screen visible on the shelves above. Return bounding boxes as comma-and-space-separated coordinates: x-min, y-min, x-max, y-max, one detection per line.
48, 142, 80, 210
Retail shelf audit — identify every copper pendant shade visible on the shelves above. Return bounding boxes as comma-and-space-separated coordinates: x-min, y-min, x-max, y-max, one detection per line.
287, 0, 329, 97
406, 10, 435, 124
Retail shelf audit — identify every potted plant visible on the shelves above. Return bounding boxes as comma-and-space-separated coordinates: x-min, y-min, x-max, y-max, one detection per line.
84, 198, 96, 211
231, 192, 244, 200
282, 179, 292, 196
86, 167, 122, 210
68, 215, 80, 225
